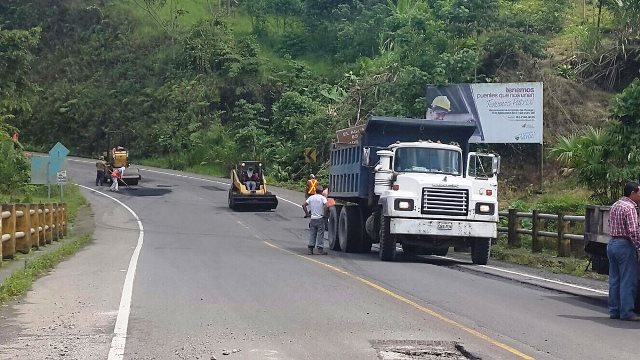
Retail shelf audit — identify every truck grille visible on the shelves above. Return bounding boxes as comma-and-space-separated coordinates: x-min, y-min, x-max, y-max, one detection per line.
422, 187, 468, 216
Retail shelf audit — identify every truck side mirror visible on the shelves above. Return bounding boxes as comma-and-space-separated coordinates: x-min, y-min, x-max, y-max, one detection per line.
493, 156, 501, 175
362, 147, 370, 166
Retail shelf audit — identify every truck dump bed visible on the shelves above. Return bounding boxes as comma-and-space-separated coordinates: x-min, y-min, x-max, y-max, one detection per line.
329, 116, 477, 201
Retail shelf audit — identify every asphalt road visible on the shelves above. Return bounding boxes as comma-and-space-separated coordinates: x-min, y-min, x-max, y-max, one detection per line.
2, 159, 639, 360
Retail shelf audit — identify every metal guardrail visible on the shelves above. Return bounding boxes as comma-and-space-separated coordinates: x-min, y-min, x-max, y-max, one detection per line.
1, 203, 67, 261
498, 209, 585, 257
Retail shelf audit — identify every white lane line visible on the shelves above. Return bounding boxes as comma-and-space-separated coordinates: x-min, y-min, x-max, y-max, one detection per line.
428, 254, 608, 295
76, 184, 145, 360
479, 264, 609, 295
73, 159, 607, 297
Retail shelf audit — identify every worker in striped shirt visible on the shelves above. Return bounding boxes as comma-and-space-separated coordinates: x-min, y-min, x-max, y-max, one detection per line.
608, 181, 640, 321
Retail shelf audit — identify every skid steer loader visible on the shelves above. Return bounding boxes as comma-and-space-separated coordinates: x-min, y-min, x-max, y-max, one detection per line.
228, 161, 278, 211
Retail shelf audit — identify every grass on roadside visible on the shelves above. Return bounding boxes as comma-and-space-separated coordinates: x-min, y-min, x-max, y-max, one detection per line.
0, 234, 92, 305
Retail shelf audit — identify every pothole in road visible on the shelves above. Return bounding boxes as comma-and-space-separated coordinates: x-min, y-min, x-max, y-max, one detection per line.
371, 340, 479, 360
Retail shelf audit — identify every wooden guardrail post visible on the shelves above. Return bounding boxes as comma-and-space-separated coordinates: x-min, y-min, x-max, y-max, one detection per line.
15, 204, 31, 254
0, 206, 2, 260
38, 204, 46, 247
507, 208, 520, 247
52, 203, 60, 241
531, 210, 543, 253
44, 204, 53, 244
30, 204, 40, 250
569, 220, 585, 257
61, 203, 68, 236
557, 212, 571, 257
2, 204, 16, 259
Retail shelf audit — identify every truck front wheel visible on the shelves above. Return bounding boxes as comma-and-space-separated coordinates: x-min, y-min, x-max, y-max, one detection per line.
471, 238, 491, 265
379, 215, 396, 261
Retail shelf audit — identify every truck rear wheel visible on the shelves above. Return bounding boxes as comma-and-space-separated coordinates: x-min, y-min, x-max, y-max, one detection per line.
379, 215, 396, 261
338, 206, 362, 253
471, 238, 491, 265
328, 206, 341, 251
359, 207, 372, 253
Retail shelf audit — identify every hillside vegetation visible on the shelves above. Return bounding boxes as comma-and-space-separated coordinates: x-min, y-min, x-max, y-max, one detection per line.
1, 0, 639, 201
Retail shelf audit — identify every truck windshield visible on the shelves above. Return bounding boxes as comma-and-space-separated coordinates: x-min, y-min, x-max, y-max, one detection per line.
393, 147, 461, 175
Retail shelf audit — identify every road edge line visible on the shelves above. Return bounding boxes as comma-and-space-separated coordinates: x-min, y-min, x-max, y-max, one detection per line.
76, 184, 144, 360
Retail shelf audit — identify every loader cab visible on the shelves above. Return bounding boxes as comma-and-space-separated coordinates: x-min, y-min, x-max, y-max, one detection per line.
236, 161, 264, 185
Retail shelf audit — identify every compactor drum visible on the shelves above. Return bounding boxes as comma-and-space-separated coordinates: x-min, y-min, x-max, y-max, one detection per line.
228, 161, 278, 211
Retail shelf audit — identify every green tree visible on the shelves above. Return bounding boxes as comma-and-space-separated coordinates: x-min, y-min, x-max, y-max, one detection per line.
551, 80, 640, 203
231, 100, 269, 160
0, 27, 40, 126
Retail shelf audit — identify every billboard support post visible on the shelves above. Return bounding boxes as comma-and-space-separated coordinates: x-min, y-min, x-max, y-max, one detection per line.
540, 143, 544, 192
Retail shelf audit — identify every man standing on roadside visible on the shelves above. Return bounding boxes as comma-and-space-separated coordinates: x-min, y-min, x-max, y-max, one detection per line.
95, 156, 107, 186
608, 181, 640, 321
302, 185, 328, 255
305, 174, 318, 200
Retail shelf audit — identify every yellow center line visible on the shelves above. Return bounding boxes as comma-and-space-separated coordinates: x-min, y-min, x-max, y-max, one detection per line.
263, 240, 535, 360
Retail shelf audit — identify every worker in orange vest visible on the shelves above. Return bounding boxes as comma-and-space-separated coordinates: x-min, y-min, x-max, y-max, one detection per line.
306, 174, 318, 199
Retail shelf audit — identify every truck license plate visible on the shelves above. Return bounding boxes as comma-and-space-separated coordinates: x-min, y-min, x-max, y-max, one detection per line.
437, 221, 453, 230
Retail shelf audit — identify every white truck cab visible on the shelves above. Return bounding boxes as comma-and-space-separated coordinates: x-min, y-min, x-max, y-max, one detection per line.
371, 141, 500, 264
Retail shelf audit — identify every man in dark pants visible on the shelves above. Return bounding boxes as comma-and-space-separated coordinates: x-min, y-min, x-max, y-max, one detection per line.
608, 181, 640, 321
302, 185, 328, 255
95, 156, 107, 186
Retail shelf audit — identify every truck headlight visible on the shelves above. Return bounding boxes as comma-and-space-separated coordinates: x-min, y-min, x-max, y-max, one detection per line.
475, 203, 495, 215
394, 199, 414, 211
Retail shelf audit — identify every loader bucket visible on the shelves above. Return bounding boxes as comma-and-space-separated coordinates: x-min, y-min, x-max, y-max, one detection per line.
229, 193, 278, 211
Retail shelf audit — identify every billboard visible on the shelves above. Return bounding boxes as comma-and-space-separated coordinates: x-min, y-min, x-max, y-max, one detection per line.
425, 82, 543, 144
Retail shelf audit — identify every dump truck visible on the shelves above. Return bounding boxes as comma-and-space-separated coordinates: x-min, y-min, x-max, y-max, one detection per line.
327, 116, 500, 264
228, 161, 278, 211
102, 146, 142, 186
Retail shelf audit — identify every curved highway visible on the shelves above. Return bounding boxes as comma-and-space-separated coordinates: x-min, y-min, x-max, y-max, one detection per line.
1, 158, 638, 360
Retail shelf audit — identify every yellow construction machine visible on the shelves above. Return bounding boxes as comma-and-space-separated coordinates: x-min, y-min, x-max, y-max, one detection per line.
228, 161, 278, 211
102, 146, 142, 186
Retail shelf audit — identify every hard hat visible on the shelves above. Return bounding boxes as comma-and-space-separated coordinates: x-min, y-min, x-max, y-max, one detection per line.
310, 174, 315, 179
431, 96, 451, 112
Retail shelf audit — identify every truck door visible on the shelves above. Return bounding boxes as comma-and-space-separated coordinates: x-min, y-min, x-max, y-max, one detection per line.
467, 153, 499, 195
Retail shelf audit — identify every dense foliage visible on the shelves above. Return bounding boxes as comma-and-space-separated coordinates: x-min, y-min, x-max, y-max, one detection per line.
0, 25, 39, 195
0, 0, 636, 185
551, 79, 640, 203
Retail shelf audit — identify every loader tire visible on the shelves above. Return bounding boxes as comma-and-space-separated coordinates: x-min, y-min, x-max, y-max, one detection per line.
228, 190, 236, 210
